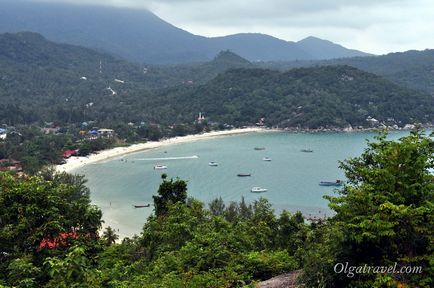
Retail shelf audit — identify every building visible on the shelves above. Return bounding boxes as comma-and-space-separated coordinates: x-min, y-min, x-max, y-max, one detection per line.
63, 150, 78, 159
97, 128, 115, 138
197, 112, 205, 123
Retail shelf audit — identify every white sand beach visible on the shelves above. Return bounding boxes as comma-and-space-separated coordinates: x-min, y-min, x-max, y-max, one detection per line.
56, 127, 269, 173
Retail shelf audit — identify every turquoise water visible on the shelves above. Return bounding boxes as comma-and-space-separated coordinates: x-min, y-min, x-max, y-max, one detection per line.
75, 131, 411, 237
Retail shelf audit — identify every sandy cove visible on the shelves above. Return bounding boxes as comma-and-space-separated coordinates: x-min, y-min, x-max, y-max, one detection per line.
55, 127, 269, 173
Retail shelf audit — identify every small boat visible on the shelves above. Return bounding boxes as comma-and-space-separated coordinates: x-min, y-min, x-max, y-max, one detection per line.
154, 165, 167, 170
254, 147, 265, 150
208, 162, 218, 167
263, 157, 272, 161
237, 173, 251, 177
301, 149, 314, 153
133, 204, 150, 208
319, 180, 343, 187
251, 187, 268, 193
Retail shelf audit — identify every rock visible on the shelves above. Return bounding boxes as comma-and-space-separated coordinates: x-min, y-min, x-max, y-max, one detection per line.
257, 270, 301, 288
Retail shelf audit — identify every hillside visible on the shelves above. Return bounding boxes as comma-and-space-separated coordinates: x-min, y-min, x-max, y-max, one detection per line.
0, 1, 370, 64
154, 66, 434, 128
0, 32, 153, 125
0, 32, 431, 130
262, 49, 434, 95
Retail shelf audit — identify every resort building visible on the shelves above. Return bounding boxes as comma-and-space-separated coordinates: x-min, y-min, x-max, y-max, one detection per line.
97, 128, 115, 138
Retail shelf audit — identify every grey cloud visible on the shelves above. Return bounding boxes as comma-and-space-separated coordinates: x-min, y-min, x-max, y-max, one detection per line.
29, 0, 434, 54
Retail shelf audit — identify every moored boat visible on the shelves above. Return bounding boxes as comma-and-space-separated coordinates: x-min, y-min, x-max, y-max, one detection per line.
301, 149, 314, 153
251, 187, 268, 193
154, 165, 167, 170
133, 204, 150, 208
254, 147, 265, 150
319, 180, 343, 186
237, 173, 251, 177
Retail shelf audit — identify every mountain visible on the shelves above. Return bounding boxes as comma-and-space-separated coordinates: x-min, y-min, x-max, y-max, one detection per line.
0, 1, 370, 64
261, 49, 434, 95
209, 33, 312, 61
296, 36, 371, 59
1, 32, 431, 129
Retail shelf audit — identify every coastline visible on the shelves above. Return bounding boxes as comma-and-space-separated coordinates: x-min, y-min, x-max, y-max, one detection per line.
55, 124, 431, 174
55, 127, 270, 173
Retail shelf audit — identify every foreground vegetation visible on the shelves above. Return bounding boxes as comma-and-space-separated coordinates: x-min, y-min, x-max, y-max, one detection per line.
0, 130, 433, 287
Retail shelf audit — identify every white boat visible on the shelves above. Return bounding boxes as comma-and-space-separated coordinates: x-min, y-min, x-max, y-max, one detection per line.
208, 161, 218, 166
251, 187, 268, 193
154, 165, 167, 170
263, 157, 272, 161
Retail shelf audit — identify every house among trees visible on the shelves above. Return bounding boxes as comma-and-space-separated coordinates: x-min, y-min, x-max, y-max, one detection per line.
366, 116, 380, 127
97, 128, 115, 138
0, 128, 6, 140
197, 112, 205, 123
256, 117, 265, 126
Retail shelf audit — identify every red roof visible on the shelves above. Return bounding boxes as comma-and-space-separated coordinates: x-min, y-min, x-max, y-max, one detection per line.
63, 150, 78, 158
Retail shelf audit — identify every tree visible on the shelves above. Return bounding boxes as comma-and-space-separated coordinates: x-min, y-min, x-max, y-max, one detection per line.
0, 172, 102, 286
102, 227, 119, 246
44, 246, 101, 288
152, 174, 188, 216
302, 130, 434, 287
209, 197, 225, 216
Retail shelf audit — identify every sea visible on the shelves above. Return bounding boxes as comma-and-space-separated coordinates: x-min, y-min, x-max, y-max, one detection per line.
74, 130, 415, 238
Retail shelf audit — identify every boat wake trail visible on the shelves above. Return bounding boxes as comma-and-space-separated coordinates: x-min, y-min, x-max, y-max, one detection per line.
134, 155, 199, 161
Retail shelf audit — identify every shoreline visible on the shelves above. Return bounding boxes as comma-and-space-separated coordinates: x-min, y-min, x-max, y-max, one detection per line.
55, 125, 432, 174
55, 127, 271, 173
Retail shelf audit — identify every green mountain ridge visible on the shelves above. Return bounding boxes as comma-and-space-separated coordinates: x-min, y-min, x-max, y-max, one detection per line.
261, 49, 434, 95
0, 32, 432, 130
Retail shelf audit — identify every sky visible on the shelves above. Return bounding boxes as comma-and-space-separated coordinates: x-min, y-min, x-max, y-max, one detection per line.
33, 0, 434, 55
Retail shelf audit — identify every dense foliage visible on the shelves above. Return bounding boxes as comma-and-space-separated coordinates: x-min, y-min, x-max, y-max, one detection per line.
158, 67, 433, 128
302, 130, 434, 287
262, 49, 434, 95
0, 171, 102, 287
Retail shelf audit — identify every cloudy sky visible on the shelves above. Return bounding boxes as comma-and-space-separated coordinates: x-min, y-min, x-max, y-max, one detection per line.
34, 0, 434, 55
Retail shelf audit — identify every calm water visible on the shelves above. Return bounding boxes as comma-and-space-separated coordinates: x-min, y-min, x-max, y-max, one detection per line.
74, 131, 410, 238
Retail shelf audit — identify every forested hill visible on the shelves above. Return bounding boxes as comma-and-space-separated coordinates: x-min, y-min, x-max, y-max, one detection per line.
262, 49, 434, 95
0, 33, 257, 125
0, 32, 152, 125
0, 32, 432, 129
155, 66, 434, 128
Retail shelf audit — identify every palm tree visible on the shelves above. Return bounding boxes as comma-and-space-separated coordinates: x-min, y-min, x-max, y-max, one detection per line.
102, 226, 118, 246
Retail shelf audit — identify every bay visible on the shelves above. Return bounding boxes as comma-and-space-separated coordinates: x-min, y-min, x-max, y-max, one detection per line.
74, 130, 411, 238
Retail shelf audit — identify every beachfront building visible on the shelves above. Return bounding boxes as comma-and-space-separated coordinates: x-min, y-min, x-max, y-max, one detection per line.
97, 128, 115, 138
